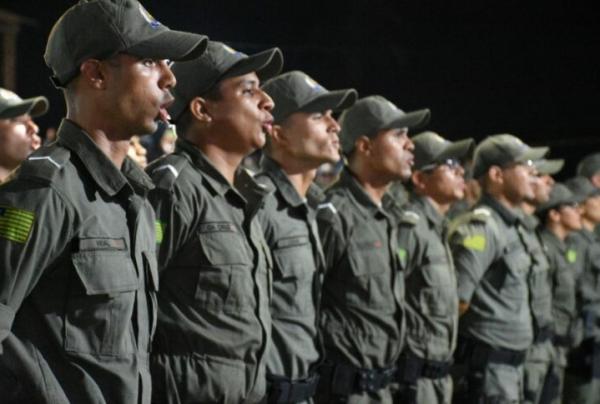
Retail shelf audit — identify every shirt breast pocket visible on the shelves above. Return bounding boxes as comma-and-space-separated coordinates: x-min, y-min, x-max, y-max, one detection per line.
272, 235, 315, 315
496, 245, 530, 299
345, 243, 390, 308
196, 229, 252, 313
419, 255, 455, 316
66, 250, 139, 356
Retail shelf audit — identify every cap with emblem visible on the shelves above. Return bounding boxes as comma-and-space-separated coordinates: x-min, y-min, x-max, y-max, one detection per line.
411, 131, 474, 171
169, 41, 283, 122
564, 176, 600, 201
536, 183, 582, 214
535, 158, 564, 176
44, 0, 209, 88
338, 95, 430, 154
0, 88, 48, 120
261, 71, 357, 124
471, 134, 548, 179
576, 153, 600, 179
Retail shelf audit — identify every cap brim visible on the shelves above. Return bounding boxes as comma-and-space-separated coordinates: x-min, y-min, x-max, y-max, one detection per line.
535, 159, 565, 175
126, 30, 208, 62
517, 146, 549, 164
386, 108, 431, 131
436, 138, 475, 164
300, 89, 358, 114
0, 96, 48, 119
222, 48, 283, 83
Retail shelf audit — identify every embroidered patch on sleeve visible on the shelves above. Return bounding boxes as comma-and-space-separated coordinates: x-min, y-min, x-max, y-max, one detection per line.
397, 247, 407, 266
155, 220, 164, 244
462, 234, 486, 251
0, 206, 35, 243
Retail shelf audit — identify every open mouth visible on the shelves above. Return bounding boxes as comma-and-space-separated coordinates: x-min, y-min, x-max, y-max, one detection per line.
157, 98, 174, 123
262, 120, 273, 135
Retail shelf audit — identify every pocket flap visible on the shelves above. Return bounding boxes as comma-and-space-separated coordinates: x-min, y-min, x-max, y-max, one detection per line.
72, 251, 138, 295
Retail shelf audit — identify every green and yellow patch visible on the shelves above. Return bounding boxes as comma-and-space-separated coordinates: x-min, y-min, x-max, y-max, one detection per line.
0, 206, 35, 243
566, 249, 577, 264
463, 234, 486, 251
155, 220, 164, 244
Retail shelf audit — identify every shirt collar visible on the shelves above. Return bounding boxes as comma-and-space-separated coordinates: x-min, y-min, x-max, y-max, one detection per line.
57, 119, 154, 196
413, 195, 444, 232
479, 193, 522, 225
259, 156, 306, 208
337, 167, 388, 218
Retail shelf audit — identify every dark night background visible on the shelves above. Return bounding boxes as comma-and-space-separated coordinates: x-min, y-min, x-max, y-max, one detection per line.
2, 1, 599, 179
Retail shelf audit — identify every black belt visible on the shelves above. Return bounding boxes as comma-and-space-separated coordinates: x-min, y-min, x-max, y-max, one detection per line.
534, 326, 554, 343
455, 336, 527, 367
319, 361, 397, 395
397, 351, 452, 383
266, 373, 320, 403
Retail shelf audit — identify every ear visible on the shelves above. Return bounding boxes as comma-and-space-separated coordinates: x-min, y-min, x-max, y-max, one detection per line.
354, 135, 371, 156
591, 173, 600, 188
79, 59, 106, 90
269, 124, 285, 145
411, 170, 426, 191
488, 165, 504, 184
548, 208, 561, 223
189, 97, 212, 123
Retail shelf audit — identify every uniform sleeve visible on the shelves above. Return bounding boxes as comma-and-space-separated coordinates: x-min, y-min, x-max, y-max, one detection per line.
0, 180, 73, 351
448, 220, 497, 303
148, 185, 195, 272
396, 223, 420, 278
316, 206, 347, 276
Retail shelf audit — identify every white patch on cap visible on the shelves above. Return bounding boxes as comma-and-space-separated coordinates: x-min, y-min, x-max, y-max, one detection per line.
432, 133, 446, 143
386, 100, 397, 110
304, 76, 318, 88
0, 88, 19, 102
139, 4, 161, 29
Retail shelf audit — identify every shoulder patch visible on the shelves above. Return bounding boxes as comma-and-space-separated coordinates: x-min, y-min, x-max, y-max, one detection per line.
0, 205, 35, 243
566, 248, 577, 263
463, 234, 486, 251
399, 210, 420, 226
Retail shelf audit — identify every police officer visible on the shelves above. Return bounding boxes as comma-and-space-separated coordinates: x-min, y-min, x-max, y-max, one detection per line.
255, 71, 357, 403
0, 88, 48, 182
448, 134, 547, 403
146, 41, 282, 403
563, 176, 600, 404
0, 1, 207, 403
394, 131, 474, 404
536, 183, 583, 403
520, 158, 560, 404
576, 153, 600, 240
315, 95, 430, 403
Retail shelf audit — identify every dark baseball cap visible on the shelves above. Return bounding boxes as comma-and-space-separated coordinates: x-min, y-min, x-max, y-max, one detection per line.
45, 0, 208, 88
339, 95, 430, 154
536, 183, 582, 214
169, 41, 283, 122
576, 153, 600, 179
261, 71, 357, 124
0, 88, 49, 120
411, 131, 474, 171
472, 134, 548, 179
564, 176, 600, 201
535, 158, 564, 176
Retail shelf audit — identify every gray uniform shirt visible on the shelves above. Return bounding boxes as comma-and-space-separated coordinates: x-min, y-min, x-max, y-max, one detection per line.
255, 156, 325, 380
448, 194, 533, 350
317, 168, 405, 369
147, 138, 272, 402
567, 229, 600, 340
521, 215, 553, 338
396, 196, 458, 362
540, 229, 577, 341
0, 119, 158, 404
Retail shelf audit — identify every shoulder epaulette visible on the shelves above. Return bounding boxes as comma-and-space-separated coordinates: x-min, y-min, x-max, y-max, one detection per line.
399, 210, 420, 226
470, 207, 492, 222
147, 154, 189, 191
17, 147, 70, 183
317, 202, 338, 222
